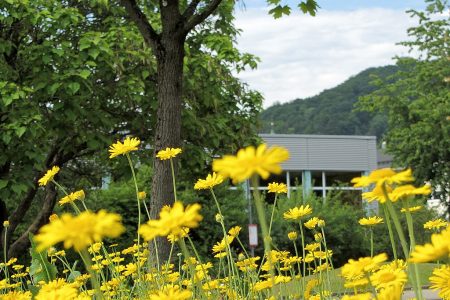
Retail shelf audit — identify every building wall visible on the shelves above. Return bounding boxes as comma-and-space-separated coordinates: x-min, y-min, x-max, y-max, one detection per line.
260, 134, 378, 172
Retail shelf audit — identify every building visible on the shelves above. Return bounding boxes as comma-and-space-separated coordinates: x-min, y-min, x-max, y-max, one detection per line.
258, 134, 378, 205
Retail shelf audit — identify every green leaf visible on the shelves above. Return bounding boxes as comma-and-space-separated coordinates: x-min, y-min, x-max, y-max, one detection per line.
79, 69, 91, 79
29, 233, 57, 283
269, 5, 291, 19
15, 127, 26, 138
67, 82, 80, 95
0, 180, 8, 189
88, 48, 100, 59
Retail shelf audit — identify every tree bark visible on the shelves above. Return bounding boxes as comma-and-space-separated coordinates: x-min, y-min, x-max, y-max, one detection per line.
149, 35, 185, 262
8, 184, 57, 258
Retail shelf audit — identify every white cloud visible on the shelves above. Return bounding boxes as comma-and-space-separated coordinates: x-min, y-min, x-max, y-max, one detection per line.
234, 8, 418, 108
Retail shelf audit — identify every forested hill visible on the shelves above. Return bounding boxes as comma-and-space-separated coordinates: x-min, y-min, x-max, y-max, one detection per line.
259, 65, 398, 138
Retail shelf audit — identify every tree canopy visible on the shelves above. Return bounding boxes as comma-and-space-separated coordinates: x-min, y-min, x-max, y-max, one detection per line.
0, 0, 263, 257
358, 0, 450, 205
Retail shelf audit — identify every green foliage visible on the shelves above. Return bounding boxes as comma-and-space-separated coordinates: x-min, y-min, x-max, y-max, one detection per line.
260, 66, 397, 137
267, 0, 319, 18
0, 0, 262, 254
28, 233, 57, 283
357, 0, 450, 204
269, 192, 367, 267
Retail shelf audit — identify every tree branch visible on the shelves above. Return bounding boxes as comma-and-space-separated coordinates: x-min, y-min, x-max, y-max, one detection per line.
184, 0, 223, 33
8, 184, 57, 258
120, 0, 160, 49
182, 0, 201, 21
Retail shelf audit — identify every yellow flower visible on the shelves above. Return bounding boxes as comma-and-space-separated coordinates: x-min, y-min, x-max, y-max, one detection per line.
359, 216, 383, 226
49, 214, 59, 222
194, 172, 224, 190
156, 147, 182, 160
148, 285, 192, 300
341, 253, 388, 280
370, 268, 407, 290
267, 182, 288, 194
35, 279, 78, 300
424, 219, 448, 230
236, 256, 260, 272
362, 184, 391, 203
341, 293, 372, 300
138, 191, 147, 200
352, 168, 413, 188
2, 221, 9, 227
38, 166, 60, 186
409, 228, 450, 263
283, 205, 312, 221
228, 226, 242, 237
429, 265, 450, 300
375, 283, 404, 300
288, 231, 298, 241
139, 201, 202, 241
35, 210, 125, 251
304, 217, 325, 229
0, 291, 32, 300
343, 278, 369, 289
59, 190, 85, 206
400, 205, 422, 213
390, 184, 431, 202
167, 228, 190, 243
108, 137, 140, 159
212, 144, 289, 183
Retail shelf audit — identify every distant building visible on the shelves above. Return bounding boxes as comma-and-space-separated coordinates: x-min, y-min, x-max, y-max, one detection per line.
258, 134, 378, 206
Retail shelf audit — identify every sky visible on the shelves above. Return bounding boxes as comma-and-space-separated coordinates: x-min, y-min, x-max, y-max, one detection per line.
234, 1, 426, 108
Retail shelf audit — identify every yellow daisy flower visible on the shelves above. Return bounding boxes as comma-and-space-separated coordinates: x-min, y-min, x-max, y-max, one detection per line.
139, 201, 202, 241
359, 216, 383, 226
148, 285, 192, 300
424, 219, 448, 230
194, 172, 224, 190
429, 265, 450, 300
267, 182, 288, 194
35, 210, 125, 251
400, 205, 423, 213
156, 147, 182, 160
108, 137, 140, 159
287, 231, 298, 241
409, 228, 450, 263
59, 190, 85, 206
38, 166, 60, 186
283, 205, 312, 221
212, 144, 289, 183
390, 184, 431, 202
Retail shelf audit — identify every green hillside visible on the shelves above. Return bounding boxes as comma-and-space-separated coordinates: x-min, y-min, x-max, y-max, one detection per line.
259, 65, 398, 138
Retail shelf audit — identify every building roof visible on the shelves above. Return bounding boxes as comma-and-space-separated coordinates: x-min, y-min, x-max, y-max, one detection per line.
260, 134, 377, 171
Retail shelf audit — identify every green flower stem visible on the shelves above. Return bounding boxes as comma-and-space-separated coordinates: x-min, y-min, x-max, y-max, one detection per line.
382, 204, 397, 260
79, 249, 102, 300
298, 221, 306, 292
370, 228, 374, 258
3, 226, 9, 280
404, 199, 424, 300
268, 194, 278, 237
125, 153, 145, 283
384, 201, 408, 258
142, 200, 151, 219
209, 189, 238, 282
169, 159, 177, 201
250, 176, 274, 279
178, 238, 206, 298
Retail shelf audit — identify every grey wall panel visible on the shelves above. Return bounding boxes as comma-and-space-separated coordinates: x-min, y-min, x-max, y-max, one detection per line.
260, 134, 377, 172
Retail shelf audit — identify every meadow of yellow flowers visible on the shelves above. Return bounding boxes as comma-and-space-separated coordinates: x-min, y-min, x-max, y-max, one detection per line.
0, 137, 448, 300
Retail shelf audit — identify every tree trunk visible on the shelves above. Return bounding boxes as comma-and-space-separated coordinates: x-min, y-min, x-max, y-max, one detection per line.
149, 36, 185, 262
